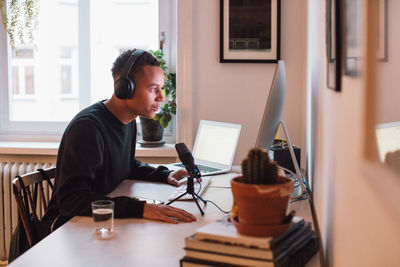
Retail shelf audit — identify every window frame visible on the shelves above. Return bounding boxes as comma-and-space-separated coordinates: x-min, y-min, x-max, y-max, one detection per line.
0, 0, 176, 143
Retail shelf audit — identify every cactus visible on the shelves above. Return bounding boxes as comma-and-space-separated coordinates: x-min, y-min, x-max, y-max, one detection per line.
241, 148, 278, 185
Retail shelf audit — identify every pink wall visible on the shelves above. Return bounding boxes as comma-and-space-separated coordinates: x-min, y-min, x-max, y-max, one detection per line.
309, 0, 400, 265
191, 0, 307, 165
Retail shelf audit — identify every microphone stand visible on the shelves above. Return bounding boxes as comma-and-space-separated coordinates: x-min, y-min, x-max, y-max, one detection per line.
165, 173, 207, 216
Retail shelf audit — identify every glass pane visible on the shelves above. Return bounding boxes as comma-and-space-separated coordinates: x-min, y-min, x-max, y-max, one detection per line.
60, 46, 73, 59
12, 66, 19, 95
61, 66, 72, 94
7, 0, 159, 122
229, 0, 271, 51
90, 0, 159, 102
13, 48, 34, 59
60, 65, 72, 94
9, 0, 79, 121
25, 66, 35, 95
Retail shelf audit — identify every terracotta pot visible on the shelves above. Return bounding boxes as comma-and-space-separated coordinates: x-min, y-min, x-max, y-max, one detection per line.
231, 176, 294, 236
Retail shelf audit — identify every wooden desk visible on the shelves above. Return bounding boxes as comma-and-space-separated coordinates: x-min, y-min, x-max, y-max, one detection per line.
9, 173, 320, 267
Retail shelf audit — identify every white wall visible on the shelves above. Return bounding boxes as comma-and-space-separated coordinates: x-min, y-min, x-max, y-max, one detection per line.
191, 0, 307, 165
308, 0, 400, 266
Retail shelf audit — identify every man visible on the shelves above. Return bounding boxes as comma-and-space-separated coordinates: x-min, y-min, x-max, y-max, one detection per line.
41, 49, 196, 236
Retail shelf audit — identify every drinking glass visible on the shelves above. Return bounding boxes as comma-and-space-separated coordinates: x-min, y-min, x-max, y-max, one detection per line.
91, 200, 114, 233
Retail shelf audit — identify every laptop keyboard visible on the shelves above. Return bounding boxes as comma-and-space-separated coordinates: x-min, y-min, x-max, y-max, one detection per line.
167, 176, 212, 201
173, 163, 221, 174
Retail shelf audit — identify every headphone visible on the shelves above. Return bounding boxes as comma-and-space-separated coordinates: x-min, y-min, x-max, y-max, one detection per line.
114, 49, 146, 99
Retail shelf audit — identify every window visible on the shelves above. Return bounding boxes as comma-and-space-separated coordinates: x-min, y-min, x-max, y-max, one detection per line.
59, 47, 77, 97
11, 48, 35, 97
0, 0, 175, 142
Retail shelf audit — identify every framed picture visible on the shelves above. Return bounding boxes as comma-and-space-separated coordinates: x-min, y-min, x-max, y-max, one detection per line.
326, 0, 342, 91
343, 0, 388, 77
376, 0, 388, 61
342, 0, 363, 76
220, 0, 281, 63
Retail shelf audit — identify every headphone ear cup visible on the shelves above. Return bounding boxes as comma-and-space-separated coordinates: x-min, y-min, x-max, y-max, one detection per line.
114, 77, 135, 99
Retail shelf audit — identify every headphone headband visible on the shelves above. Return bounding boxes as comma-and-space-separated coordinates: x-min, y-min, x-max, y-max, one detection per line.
121, 49, 146, 80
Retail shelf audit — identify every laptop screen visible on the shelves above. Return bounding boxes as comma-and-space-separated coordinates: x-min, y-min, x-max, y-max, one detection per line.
193, 121, 241, 166
376, 122, 400, 162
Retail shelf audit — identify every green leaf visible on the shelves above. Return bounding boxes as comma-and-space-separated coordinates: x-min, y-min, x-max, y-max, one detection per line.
159, 117, 168, 128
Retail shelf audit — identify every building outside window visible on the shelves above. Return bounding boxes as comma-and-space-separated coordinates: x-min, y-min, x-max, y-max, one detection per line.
11, 48, 35, 97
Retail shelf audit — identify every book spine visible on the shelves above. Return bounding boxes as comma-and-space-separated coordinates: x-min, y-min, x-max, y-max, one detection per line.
269, 219, 305, 249
185, 249, 275, 267
180, 256, 250, 267
272, 223, 312, 256
185, 248, 274, 262
293, 235, 319, 266
185, 236, 273, 260
274, 232, 319, 267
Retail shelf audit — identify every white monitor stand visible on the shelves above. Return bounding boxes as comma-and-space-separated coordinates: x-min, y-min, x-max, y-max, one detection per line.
278, 119, 307, 199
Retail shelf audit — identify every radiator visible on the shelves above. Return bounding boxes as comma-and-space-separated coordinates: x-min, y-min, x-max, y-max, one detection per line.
0, 162, 54, 261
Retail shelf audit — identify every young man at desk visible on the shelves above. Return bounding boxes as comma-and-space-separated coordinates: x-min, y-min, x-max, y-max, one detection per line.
40, 49, 196, 237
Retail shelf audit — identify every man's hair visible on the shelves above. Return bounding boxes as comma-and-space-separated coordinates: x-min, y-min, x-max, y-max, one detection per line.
111, 49, 160, 81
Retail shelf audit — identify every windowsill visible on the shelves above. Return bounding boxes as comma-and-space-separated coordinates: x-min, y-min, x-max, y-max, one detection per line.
0, 141, 177, 157
136, 143, 176, 157
0, 141, 59, 155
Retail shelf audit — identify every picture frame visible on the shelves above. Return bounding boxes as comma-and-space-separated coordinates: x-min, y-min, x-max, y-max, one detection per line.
343, 0, 388, 77
220, 0, 281, 63
376, 0, 388, 61
326, 0, 342, 91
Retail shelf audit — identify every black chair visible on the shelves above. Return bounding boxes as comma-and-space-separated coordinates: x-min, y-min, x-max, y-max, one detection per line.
12, 167, 55, 247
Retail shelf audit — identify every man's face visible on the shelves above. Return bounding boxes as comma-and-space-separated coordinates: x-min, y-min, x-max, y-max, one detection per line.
126, 65, 165, 119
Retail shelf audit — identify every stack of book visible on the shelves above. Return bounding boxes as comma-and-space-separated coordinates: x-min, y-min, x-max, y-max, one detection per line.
180, 216, 319, 267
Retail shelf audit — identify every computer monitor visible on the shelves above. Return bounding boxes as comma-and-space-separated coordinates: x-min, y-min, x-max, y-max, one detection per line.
255, 60, 286, 150
254, 61, 307, 198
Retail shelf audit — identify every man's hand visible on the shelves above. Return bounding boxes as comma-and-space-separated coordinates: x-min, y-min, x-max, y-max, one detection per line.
142, 203, 197, 224
167, 169, 189, 186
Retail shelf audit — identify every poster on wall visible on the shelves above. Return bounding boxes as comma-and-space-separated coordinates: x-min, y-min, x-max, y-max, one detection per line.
343, 0, 388, 77
376, 0, 388, 61
326, 0, 341, 91
220, 0, 281, 63
342, 0, 363, 77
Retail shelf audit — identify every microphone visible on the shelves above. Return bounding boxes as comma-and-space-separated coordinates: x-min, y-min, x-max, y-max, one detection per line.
167, 143, 206, 215
175, 143, 201, 178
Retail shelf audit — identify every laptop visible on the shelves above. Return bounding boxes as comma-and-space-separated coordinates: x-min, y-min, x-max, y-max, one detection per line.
168, 120, 242, 176
375, 121, 400, 162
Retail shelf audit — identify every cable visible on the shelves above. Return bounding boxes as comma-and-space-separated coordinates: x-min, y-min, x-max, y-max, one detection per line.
290, 196, 309, 203
288, 174, 307, 200
286, 173, 301, 189
196, 195, 231, 214
194, 177, 231, 214
278, 166, 312, 196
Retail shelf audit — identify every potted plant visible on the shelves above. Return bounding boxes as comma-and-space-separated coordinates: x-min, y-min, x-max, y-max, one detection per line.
139, 49, 176, 147
231, 148, 294, 237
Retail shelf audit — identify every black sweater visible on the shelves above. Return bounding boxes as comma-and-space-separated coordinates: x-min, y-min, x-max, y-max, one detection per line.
41, 101, 171, 234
